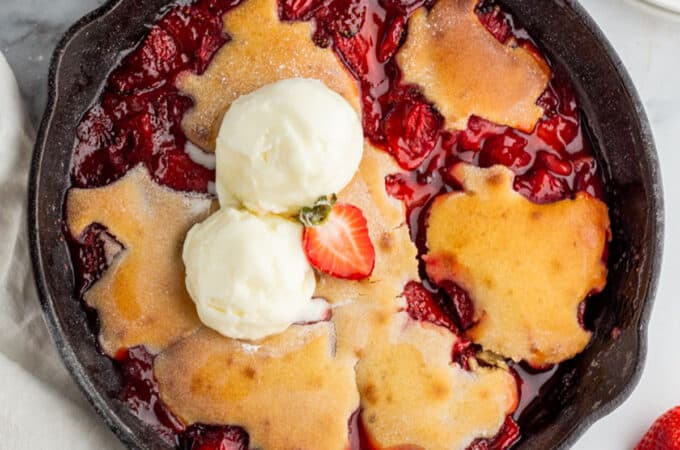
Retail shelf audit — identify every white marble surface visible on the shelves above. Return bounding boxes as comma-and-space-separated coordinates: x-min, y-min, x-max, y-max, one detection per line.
0, 0, 103, 123
0, 0, 678, 449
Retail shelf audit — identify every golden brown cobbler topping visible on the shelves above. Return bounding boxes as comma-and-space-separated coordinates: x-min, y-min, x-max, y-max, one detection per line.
397, 0, 550, 132
356, 313, 518, 450
425, 164, 610, 366
154, 323, 359, 450
178, 0, 359, 151
66, 166, 212, 356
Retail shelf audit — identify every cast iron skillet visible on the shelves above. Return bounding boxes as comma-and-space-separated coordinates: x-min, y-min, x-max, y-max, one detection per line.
28, 0, 664, 449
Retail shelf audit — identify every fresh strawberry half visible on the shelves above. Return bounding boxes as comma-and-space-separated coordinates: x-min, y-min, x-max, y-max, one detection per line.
636, 406, 680, 450
301, 198, 375, 280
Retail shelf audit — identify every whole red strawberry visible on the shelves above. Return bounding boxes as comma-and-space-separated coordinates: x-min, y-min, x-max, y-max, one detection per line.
636, 406, 680, 450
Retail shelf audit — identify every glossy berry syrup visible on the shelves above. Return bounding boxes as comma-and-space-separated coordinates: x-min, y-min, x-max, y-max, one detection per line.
71, 0, 247, 193
115, 347, 185, 442
66, 0, 607, 448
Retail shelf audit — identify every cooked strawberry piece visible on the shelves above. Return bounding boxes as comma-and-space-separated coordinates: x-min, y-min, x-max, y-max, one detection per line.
75, 105, 114, 149
116, 346, 185, 440
151, 151, 214, 193
467, 416, 520, 450
421, 251, 478, 332
160, 6, 228, 74
514, 168, 570, 204
479, 130, 532, 172
475, 3, 512, 44
72, 105, 134, 187
279, 0, 323, 20
383, 101, 441, 170
536, 84, 559, 115
438, 280, 476, 331
536, 151, 572, 176
334, 32, 371, 77
141, 27, 182, 76
310, 0, 368, 45
554, 77, 578, 117
636, 406, 680, 450
72, 223, 118, 294
403, 281, 459, 334
573, 156, 604, 198
536, 113, 579, 152
460, 115, 507, 152
194, 29, 229, 74
159, 9, 196, 47
303, 203, 375, 280
327, 0, 367, 37
377, 16, 405, 62
178, 424, 249, 450
384, 172, 416, 203
109, 27, 182, 94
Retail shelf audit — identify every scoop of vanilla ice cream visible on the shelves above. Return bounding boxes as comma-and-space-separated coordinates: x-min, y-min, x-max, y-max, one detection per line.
215, 78, 363, 214
183, 207, 328, 340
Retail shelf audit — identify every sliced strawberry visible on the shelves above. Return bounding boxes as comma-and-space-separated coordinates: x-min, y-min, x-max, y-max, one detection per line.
302, 203, 375, 280
636, 406, 680, 450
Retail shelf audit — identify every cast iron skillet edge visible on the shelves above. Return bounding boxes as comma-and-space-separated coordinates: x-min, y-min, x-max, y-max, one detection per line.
28, 1, 665, 449
28, 1, 150, 449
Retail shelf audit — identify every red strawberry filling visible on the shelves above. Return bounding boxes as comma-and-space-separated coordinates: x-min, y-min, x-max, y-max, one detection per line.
468, 416, 521, 450
115, 347, 185, 441
178, 424, 249, 450
66, 0, 608, 448
71, 0, 238, 193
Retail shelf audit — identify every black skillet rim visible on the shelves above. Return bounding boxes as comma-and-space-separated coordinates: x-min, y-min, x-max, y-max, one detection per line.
28, 0, 664, 449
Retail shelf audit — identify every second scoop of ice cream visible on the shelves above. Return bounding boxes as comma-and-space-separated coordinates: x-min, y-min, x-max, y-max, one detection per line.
183, 208, 328, 341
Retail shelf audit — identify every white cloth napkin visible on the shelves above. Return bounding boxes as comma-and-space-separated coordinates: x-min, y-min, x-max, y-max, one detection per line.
0, 51, 123, 449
